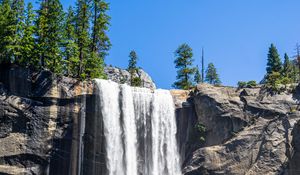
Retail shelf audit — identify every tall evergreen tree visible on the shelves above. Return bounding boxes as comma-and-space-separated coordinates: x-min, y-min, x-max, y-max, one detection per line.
91, 0, 111, 57
20, 2, 36, 67
282, 53, 293, 78
127, 50, 141, 86
64, 6, 79, 77
0, 0, 13, 63
266, 44, 282, 74
128, 50, 138, 72
11, 0, 25, 63
84, 0, 111, 79
0, 0, 24, 63
36, 0, 64, 73
194, 65, 202, 84
205, 63, 221, 85
35, 0, 48, 67
173, 43, 196, 90
76, 0, 91, 78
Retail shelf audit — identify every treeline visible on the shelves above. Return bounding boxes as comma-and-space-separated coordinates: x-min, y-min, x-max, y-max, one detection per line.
264, 44, 299, 91
0, 0, 111, 79
238, 43, 300, 91
173, 43, 221, 90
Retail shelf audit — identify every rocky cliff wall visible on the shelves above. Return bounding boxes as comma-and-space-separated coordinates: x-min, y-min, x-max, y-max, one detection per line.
175, 84, 300, 175
1, 65, 300, 175
0, 65, 104, 175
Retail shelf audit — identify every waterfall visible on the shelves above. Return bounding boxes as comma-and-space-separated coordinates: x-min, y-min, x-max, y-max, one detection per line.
94, 79, 181, 175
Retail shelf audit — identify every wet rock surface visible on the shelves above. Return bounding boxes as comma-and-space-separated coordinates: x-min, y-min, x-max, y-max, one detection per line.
0, 65, 94, 175
1, 65, 300, 175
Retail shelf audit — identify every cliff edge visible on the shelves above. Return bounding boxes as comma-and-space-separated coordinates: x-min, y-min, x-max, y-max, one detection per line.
175, 84, 300, 175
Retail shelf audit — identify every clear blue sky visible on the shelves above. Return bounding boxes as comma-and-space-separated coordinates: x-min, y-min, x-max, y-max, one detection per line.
25, 0, 300, 89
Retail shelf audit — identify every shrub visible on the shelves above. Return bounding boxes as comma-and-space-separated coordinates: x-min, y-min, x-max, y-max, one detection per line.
237, 80, 257, 89
195, 122, 206, 142
265, 71, 281, 93
131, 77, 142, 87
247, 80, 257, 88
280, 77, 292, 89
237, 81, 247, 89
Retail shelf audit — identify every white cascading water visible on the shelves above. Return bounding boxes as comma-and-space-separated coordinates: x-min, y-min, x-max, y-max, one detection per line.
96, 80, 124, 175
95, 79, 181, 175
121, 84, 138, 175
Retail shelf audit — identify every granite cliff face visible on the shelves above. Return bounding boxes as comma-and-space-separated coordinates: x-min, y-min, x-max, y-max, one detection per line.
1, 65, 300, 175
0, 65, 94, 175
0, 65, 157, 175
104, 66, 156, 89
176, 84, 300, 175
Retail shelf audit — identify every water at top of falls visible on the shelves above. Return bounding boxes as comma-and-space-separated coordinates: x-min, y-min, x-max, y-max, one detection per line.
94, 79, 182, 175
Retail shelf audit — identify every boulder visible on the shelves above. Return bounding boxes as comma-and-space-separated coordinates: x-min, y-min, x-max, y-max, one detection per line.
104, 66, 156, 89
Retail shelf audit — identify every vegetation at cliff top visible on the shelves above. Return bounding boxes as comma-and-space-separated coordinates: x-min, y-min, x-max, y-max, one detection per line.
1, 1, 300, 90
0, 0, 110, 80
173, 43, 221, 90
237, 43, 300, 93
127, 50, 142, 87
264, 44, 299, 93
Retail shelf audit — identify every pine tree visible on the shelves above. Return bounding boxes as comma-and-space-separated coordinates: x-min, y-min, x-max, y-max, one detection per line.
173, 43, 196, 90
127, 50, 141, 86
36, 0, 64, 74
76, 0, 91, 78
76, 0, 90, 78
0, 0, 13, 63
266, 44, 282, 74
194, 65, 202, 84
91, 0, 111, 58
282, 53, 293, 78
205, 63, 221, 85
10, 0, 25, 63
20, 2, 37, 67
36, 0, 48, 67
0, 0, 24, 63
83, 0, 111, 79
128, 50, 138, 72
64, 6, 79, 77
291, 64, 299, 83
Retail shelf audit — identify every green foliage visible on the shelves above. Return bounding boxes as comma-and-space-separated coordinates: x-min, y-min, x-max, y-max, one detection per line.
282, 53, 293, 78
195, 122, 206, 142
36, 0, 65, 74
247, 80, 257, 87
20, 2, 37, 68
10, 0, 25, 63
265, 71, 282, 92
0, 0, 25, 63
0, 0, 112, 80
85, 52, 106, 79
76, 0, 91, 78
237, 81, 247, 89
82, 0, 111, 79
0, 0, 13, 63
281, 76, 292, 88
205, 63, 221, 85
291, 64, 300, 83
173, 43, 196, 90
237, 81, 257, 89
266, 44, 282, 74
131, 77, 142, 87
127, 50, 142, 87
91, 0, 111, 58
194, 65, 202, 84
64, 6, 79, 77
128, 50, 138, 72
